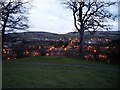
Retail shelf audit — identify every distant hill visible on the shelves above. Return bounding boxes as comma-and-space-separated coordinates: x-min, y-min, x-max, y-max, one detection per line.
66, 31, 120, 39
4, 31, 119, 42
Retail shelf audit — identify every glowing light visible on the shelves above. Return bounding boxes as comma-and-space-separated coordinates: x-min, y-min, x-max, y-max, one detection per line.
3, 49, 6, 54
59, 38, 62, 40
52, 46, 54, 49
75, 38, 78, 41
94, 50, 96, 53
70, 41, 73, 45
64, 48, 67, 51
105, 46, 109, 49
3, 51, 6, 54
69, 38, 71, 41
3, 49, 6, 52
39, 46, 41, 49
49, 48, 52, 50
32, 52, 39, 56
85, 56, 88, 60
88, 41, 91, 44
87, 46, 92, 50
26, 51, 29, 54
99, 54, 107, 59
7, 57, 10, 60
106, 39, 109, 42
45, 38, 48, 41
98, 38, 101, 41
46, 53, 49, 56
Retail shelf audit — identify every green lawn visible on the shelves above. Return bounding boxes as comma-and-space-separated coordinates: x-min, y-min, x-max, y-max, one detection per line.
2, 56, 120, 88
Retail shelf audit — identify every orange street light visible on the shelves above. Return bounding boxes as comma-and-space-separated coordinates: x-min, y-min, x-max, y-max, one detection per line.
94, 50, 96, 53
7, 57, 10, 60
64, 48, 67, 51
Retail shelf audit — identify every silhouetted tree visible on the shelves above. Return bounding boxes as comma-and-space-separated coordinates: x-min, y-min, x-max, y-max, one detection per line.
62, 0, 117, 59
108, 39, 120, 64
40, 46, 46, 56
0, 0, 31, 47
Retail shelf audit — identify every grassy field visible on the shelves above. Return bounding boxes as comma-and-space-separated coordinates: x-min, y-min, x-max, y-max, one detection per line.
2, 56, 120, 88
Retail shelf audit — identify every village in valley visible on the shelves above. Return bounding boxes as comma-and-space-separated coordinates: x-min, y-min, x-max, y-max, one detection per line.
3, 31, 119, 63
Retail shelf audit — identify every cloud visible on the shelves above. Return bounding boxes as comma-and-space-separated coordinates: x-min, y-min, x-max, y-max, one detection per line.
28, 0, 74, 34
28, 0, 118, 34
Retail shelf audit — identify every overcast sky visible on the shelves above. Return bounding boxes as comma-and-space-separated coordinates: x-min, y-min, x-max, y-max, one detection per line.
28, 0, 118, 34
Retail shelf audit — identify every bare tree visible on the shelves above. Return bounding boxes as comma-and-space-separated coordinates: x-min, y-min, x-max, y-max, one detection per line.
62, 0, 117, 59
0, 0, 31, 44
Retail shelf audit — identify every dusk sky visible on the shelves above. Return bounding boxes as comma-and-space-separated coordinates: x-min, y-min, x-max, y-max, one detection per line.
28, 0, 118, 34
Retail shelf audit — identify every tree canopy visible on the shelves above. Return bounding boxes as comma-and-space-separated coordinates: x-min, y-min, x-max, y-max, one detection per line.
63, 0, 117, 34
0, 0, 31, 34
61, 0, 117, 59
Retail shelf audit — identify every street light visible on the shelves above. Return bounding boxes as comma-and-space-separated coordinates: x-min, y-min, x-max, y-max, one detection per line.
94, 50, 96, 53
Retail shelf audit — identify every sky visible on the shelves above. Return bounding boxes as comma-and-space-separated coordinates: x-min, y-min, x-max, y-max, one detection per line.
28, 0, 118, 34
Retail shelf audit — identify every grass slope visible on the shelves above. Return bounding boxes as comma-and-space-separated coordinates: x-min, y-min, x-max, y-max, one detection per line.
2, 56, 120, 88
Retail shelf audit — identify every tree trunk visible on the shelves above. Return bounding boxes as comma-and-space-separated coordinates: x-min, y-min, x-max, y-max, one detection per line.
2, 24, 6, 46
78, 2, 84, 60
78, 32, 84, 60
2, 12, 9, 50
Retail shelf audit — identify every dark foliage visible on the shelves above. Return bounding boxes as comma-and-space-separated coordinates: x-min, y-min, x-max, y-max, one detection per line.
108, 39, 120, 64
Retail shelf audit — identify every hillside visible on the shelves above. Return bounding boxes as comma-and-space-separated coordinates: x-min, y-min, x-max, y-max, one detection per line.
4, 31, 119, 42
